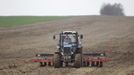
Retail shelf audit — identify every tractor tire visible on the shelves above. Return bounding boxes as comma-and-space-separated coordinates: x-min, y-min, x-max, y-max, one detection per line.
74, 54, 82, 68
54, 53, 62, 68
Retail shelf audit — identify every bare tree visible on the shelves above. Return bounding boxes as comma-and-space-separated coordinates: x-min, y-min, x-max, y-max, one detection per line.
100, 3, 125, 16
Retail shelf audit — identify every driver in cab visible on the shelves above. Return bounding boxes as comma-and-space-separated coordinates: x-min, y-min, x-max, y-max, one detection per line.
64, 35, 72, 45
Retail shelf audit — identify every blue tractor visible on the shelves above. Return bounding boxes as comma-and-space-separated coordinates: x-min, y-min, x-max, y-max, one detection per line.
53, 31, 83, 68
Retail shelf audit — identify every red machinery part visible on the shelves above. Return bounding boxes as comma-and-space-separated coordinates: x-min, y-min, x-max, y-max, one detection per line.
83, 57, 111, 67
31, 56, 111, 67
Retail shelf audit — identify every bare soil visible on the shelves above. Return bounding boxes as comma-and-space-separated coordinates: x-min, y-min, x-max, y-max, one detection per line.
0, 16, 134, 75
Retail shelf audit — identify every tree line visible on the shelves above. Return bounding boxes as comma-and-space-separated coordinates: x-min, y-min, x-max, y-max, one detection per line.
100, 3, 125, 16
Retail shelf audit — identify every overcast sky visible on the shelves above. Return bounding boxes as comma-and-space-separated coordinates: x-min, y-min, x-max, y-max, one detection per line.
0, 0, 133, 16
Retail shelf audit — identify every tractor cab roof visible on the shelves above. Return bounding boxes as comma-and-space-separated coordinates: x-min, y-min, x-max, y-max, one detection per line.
62, 31, 77, 34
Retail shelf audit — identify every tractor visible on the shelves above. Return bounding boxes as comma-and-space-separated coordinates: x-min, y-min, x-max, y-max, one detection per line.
53, 31, 83, 68
32, 31, 111, 68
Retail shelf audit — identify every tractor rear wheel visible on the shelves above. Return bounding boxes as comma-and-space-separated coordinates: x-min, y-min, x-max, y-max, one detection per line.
54, 53, 62, 68
74, 54, 82, 68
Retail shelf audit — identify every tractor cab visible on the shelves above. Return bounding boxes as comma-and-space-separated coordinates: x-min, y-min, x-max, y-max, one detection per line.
53, 31, 83, 67
53, 31, 83, 55
60, 31, 82, 55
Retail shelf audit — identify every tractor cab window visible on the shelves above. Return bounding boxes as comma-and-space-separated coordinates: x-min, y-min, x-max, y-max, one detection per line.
63, 34, 77, 45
